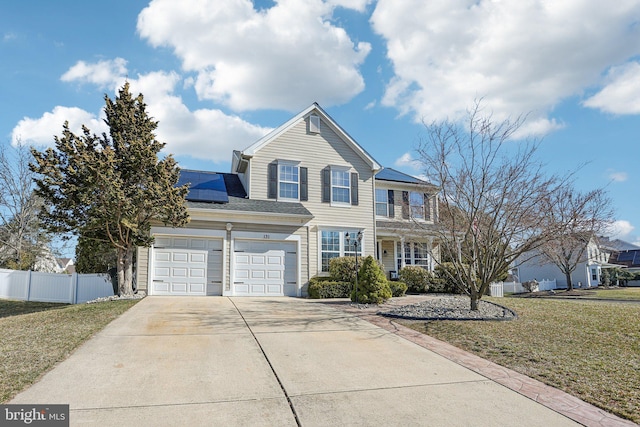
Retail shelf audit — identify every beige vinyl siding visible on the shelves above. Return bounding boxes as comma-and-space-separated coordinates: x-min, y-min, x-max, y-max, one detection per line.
380, 240, 396, 273
248, 116, 376, 277
136, 246, 149, 292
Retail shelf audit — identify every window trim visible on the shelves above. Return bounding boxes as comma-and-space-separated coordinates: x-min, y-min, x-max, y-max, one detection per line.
319, 229, 364, 273
330, 167, 351, 206
277, 161, 300, 201
397, 241, 431, 270
409, 191, 425, 220
375, 188, 388, 217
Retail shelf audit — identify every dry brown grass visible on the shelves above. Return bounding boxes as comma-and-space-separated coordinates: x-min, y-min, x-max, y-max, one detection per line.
398, 297, 640, 423
0, 299, 138, 403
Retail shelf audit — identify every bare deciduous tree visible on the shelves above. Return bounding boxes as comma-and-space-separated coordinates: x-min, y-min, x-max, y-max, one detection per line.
536, 187, 614, 290
0, 142, 52, 270
416, 102, 569, 310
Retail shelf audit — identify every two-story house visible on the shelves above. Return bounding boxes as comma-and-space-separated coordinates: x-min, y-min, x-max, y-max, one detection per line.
136, 103, 440, 297
514, 235, 625, 289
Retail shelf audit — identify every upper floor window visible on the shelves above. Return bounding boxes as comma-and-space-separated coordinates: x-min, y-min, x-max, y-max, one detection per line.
375, 189, 388, 216
268, 161, 308, 201
279, 164, 299, 200
376, 189, 395, 217
322, 167, 358, 206
402, 191, 428, 220
332, 169, 351, 204
410, 191, 425, 219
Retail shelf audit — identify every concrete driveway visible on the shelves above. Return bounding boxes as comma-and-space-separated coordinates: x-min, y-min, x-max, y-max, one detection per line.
11, 297, 581, 426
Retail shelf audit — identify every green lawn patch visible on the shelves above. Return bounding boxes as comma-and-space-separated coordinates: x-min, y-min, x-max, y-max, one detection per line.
0, 299, 138, 403
398, 297, 640, 423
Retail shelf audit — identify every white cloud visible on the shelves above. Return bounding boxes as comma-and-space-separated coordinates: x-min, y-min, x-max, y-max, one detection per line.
583, 62, 640, 114
137, 0, 370, 112
608, 171, 628, 182
12, 106, 106, 147
13, 65, 271, 163
394, 152, 420, 169
608, 220, 635, 240
61, 58, 128, 89
126, 71, 272, 161
371, 0, 640, 136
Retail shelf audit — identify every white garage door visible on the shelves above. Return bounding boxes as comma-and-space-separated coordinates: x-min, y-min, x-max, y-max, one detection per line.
152, 236, 223, 296
233, 240, 297, 296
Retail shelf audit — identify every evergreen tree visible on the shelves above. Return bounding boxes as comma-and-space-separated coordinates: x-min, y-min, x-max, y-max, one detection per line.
31, 83, 189, 295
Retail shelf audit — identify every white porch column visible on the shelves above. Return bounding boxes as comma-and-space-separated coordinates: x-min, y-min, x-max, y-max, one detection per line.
427, 237, 434, 272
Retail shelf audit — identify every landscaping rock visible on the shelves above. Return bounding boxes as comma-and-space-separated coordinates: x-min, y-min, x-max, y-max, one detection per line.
378, 295, 517, 321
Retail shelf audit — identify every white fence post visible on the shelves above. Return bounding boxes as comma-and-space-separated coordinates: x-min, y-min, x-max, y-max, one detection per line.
72, 273, 78, 304
26, 270, 32, 302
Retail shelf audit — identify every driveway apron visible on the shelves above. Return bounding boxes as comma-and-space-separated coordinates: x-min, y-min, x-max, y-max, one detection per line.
11, 296, 580, 426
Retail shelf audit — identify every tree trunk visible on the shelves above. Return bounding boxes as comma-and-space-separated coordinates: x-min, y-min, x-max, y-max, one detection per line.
469, 287, 479, 311
565, 272, 573, 291
117, 246, 134, 296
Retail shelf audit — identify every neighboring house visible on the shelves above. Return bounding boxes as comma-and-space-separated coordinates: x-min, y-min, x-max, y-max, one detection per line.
56, 258, 76, 274
602, 236, 640, 274
514, 235, 624, 289
136, 103, 440, 297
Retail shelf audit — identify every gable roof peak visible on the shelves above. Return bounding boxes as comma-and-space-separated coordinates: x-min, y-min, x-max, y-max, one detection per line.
240, 103, 381, 171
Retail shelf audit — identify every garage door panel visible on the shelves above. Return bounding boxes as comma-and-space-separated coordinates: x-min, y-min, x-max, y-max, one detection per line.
154, 267, 170, 278
250, 284, 266, 294
155, 252, 171, 262
171, 282, 187, 293
268, 270, 282, 279
251, 255, 266, 264
151, 237, 222, 295
190, 252, 206, 263
190, 268, 205, 278
153, 281, 169, 292
233, 239, 297, 296
189, 283, 205, 293
235, 283, 249, 295
172, 252, 188, 263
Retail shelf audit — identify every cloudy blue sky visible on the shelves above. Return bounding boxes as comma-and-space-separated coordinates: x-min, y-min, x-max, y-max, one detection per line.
1, 0, 639, 245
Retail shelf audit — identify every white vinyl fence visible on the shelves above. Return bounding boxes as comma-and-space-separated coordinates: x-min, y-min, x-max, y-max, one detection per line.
0, 268, 114, 304
491, 279, 558, 296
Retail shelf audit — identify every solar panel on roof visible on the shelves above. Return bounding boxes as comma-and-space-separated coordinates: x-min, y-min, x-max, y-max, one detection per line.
178, 170, 229, 203
617, 251, 635, 262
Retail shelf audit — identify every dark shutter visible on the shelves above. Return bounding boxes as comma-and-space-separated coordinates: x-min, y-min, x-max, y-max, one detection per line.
424, 193, 430, 220
402, 191, 409, 219
350, 172, 358, 206
268, 163, 277, 199
388, 190, 395, 218
300, 167, 308, 201
322, 168, 330, 203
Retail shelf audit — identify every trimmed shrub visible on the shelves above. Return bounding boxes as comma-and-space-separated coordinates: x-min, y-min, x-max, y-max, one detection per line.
399, 266, 433, 293
388, 280, 408, 297
308, 277, 352, 299
433, 262, 466, 294
352, 256, 392, 304
329, 256, 357, 282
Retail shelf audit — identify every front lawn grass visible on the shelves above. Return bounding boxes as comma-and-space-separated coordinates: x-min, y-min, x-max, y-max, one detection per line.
398, 297, 640, 423
0, 299, 138, 403
590, 286, 640, 301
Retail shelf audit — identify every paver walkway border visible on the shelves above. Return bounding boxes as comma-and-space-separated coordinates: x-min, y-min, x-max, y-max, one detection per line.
320, 296, 637, 427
